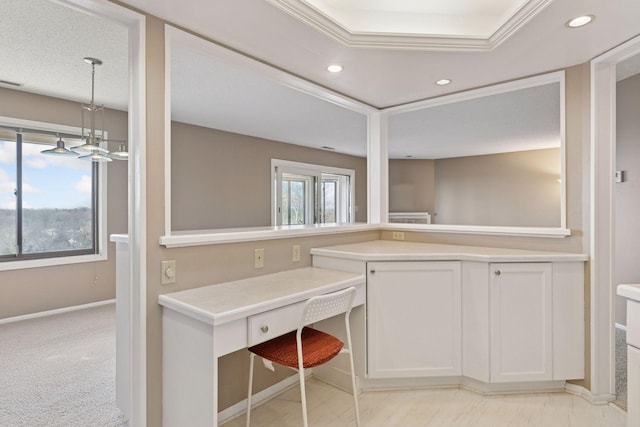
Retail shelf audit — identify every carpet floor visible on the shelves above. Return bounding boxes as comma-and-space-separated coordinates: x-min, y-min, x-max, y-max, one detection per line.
0, 304, 127, 426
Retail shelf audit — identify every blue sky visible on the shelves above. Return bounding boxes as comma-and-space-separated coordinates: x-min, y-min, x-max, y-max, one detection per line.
0, 140, 92, 209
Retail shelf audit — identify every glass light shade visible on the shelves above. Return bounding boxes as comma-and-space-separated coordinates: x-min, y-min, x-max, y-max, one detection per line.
73, 138, 109, 153
41, 138, 79, 156
109, 142, 129, 160
79, 151, 112, 162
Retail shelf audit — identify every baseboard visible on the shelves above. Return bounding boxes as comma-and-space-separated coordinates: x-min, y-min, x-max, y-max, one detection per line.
0, 299, 115, 325
565, 383, 616, 405
461, 378, 566, 395
359, 375, 461, 391
218, 374, 301, 424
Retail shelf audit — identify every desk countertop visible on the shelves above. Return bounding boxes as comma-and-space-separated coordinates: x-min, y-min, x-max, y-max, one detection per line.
158, 267, 365, 326
311, 240, 588, 263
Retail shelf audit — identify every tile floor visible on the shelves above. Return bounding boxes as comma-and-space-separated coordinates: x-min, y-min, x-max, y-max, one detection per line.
223, 378, 626, 426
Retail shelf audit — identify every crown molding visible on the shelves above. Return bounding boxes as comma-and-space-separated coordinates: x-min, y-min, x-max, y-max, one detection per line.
267, 0, 554, 52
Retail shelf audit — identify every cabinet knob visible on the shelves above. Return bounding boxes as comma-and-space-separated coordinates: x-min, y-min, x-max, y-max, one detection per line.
495, 270, 501, 276
260, 325, 269, 333
370, 269, 376, 275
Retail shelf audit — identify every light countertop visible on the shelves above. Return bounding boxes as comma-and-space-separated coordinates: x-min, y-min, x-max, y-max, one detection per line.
311, 240, 588, 263
617, 284, 640, 302
158, 267, 364, 326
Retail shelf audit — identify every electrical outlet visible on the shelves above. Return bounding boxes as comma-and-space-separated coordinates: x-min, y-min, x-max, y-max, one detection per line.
254, 248, 265, 268
392, 231, 405, 241
162, 260, 176, 285
292, 245, 301, 262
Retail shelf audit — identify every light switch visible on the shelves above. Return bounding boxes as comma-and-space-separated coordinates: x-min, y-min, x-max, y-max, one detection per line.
162, 260, 176, 285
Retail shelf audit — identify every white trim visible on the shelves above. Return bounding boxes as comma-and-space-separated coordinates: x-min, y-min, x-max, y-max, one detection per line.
160, 223, 379, 248
163, 25, 377, 241
218, 374, 300, 424
382, 71, 568, 234
565, 383, 615, 405
0, 253, 107, 271
384, 223, 571, 238
367, 111, 388, 224
271, 159, 356, 226
590, 33, 640, 401
265, 0, 553, 52
54, 2, 147, 426
615, 322, 627, 332
0, 299, 115, 325
384, 71, 564, 114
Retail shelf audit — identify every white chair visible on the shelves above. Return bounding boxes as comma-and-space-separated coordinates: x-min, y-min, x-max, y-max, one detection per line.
246, 286, 360, 427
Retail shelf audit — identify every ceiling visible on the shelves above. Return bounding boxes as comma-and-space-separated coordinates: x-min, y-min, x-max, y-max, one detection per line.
2, 0, 640, 159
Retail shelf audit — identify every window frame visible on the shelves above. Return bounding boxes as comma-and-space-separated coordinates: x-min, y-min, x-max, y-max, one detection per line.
0, 116, 108, 271
271, 159, 355, 226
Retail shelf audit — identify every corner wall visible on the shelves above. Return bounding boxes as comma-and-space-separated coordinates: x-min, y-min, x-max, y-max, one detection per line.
0, 87, 128, 318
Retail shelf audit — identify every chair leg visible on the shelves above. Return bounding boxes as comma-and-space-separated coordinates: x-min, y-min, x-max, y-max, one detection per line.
345, 319, 360, 426
298, 367, 309, 427
246, 353, 255, 427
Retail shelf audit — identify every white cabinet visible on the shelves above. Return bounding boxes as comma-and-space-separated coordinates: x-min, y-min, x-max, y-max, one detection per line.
489, 263, 552, 382
367, 261, 461, 378
311, 241, 585, 388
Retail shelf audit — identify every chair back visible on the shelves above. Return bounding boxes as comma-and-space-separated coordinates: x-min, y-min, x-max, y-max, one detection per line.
300, 286, 356, 327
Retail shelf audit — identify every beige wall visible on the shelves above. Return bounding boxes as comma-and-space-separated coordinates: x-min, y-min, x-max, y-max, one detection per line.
388, 158, 435, 213
615, 73, 640, 326
0, 87, 128, 318
434, 148, 561, 226
171, 121, 368, 230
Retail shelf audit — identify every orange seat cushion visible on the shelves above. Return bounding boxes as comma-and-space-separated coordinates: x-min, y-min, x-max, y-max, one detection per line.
248, 327, 344, 369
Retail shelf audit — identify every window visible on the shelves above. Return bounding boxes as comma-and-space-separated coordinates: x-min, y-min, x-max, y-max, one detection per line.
272, 159, 354, 226
0, 122, 102, 262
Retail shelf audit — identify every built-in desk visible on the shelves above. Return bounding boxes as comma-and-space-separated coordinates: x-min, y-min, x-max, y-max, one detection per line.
159, 267, 365, 427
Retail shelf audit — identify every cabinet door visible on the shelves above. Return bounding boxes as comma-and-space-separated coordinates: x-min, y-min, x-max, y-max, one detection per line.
490, 263, 552, 382
367, 261, 461, 378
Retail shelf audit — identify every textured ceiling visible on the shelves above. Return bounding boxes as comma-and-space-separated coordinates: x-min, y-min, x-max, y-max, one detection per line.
0, 0, 129, 110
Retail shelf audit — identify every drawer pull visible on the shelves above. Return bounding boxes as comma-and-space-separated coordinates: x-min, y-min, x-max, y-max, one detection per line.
495, 270, 501, 276
370, 269, 376, 275
260, 325, 269, 333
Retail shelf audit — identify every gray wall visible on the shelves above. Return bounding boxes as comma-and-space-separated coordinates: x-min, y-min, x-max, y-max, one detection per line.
171, 121, 368, 230
389, 158, 435, 213
389, 148, 561, 227
0, 87, 128, 318
615, 73, 640, 326
434, 148, 561, 226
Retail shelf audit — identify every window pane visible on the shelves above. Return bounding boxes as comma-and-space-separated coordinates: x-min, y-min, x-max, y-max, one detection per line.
321, 181, 337, 223
282, 178, 306, 225
0, 139, 17, 256
21, 140, 93, 254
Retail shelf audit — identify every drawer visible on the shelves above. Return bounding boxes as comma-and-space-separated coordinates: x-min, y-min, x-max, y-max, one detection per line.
248, 301, 305, 346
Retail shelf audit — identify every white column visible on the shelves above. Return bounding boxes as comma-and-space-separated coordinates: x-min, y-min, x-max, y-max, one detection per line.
367, 111, 388, 224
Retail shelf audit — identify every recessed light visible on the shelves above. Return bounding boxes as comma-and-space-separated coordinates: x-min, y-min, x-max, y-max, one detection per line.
566, 15, 594, 28
327, 64, 343, 73
436, 79, 452, 86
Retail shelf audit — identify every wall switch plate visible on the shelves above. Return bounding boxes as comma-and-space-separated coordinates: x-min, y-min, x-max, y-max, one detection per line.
292, 245, 301, 262
254, 248, 265, 268
162, 260, 176, 285
392, 231, 405, 241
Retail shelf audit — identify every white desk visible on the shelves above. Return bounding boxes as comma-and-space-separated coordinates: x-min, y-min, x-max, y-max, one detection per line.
159, 267, 365, 427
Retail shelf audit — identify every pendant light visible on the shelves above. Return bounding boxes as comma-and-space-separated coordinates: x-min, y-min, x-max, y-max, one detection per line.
40, 57, 127, 162
41, 136, 79, 156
